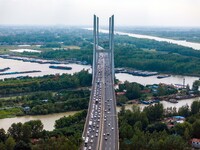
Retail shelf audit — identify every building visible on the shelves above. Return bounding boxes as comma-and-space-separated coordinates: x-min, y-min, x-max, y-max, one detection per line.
191, 138, 200, 149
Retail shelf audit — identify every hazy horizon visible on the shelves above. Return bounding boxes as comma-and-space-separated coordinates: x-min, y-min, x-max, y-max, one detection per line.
1, 0, 200, 27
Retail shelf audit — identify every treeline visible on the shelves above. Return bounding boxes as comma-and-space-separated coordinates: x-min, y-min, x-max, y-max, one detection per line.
114, 43, 200, 76
0, 110, 87, 149
0, 89, 90, 117
0, 27, 91, 46
119, 100, 200, 150
117, 27, 200, 43
116, 81, 178, 105
2, 27, 200, 76
0, 70, 92, 96
39, 49, 93, 64
115, 34, 200, 58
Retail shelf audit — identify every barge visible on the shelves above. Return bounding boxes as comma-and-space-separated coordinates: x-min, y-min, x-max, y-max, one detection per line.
49, 65, 72, 70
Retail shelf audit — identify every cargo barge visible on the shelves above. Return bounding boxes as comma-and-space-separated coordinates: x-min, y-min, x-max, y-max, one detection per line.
157, 75, 171, 79
49, 65, 72, 70
0, 70, 41, 76
0, 67, 10, 72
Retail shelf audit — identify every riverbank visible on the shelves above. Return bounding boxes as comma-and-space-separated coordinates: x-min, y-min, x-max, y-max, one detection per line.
0, 111, 79, 131
0, 97, 199, 132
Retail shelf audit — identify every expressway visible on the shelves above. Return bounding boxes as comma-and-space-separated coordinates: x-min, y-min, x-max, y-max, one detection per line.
82, 51, 118, 150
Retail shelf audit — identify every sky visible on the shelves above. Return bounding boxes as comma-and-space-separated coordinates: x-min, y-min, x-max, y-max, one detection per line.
0, 0, 200, 27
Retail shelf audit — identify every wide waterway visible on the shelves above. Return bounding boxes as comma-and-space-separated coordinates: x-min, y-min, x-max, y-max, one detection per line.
98, 29, 200, 50
0, 111, 78, 131
0, 97, 199, 131
0, 57, 199, 131
0, 58, 91, 79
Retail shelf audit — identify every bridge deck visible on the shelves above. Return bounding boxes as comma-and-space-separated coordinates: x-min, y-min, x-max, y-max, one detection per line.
82, 51, 118, 150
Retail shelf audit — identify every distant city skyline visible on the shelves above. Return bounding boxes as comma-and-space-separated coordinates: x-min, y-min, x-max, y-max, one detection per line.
0, 0, 200, 27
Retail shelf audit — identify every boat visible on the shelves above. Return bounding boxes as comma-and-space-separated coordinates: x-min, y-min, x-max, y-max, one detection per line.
140, 100, 153, 105
157, 75, 171, 79
152, 99, 160, 103
49, 65, 72, 70
0, 70, 41, 76
0, 67, 10, 72
168, 99, 178, 103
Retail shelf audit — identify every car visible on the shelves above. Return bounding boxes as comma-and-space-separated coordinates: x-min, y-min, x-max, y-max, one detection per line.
88, 146, 92, 150
105, 137, 108, 140
112, 127, 114, 130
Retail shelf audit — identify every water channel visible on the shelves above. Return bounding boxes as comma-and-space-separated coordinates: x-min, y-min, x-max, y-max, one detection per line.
0, 57, 199, 131
1, 29, 200, 131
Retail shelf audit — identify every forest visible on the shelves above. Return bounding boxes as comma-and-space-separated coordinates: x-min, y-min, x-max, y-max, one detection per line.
1, 27, 200, 76
0, 70, 92, 118
1, 100, 200, 149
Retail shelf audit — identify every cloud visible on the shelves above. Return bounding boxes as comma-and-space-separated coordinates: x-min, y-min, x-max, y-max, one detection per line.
0, 0, 200, 26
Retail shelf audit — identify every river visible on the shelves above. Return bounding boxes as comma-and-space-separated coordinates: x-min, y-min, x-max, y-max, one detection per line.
0, 97, 199, 132
116, 97, 200, 112
98, 29, 200, 50
0, 58, 91, 79
0, 51, 199, 131
115, 73, 198, 88
0, 111, 78, 131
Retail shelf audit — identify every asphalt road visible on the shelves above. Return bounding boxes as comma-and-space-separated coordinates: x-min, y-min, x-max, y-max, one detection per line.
82, 52, 118, 150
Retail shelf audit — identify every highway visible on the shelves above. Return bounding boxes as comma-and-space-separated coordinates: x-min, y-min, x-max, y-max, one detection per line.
82, 51, 118, 150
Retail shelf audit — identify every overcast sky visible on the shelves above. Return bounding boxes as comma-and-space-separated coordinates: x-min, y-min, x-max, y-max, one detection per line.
0, 0, 200, 27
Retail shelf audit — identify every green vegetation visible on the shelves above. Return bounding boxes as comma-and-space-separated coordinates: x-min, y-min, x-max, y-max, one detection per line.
1, 27, 200, 76
0, 70, 91, 118
0, 70, 91, 95
116, 81, 178, 105
118, 27, 200, 43
0, 108, 23, 119
0, 110, 86, 149
118, 99, 200, 150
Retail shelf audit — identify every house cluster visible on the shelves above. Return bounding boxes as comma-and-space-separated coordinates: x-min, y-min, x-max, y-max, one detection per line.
191, 138, 200, 149
163, 116, 185, 129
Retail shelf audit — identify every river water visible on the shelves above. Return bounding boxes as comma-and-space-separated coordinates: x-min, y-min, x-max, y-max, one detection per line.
115, 73, 198, 88
0, 58, 91, 79
0, 97, 198, 131
116, 97, 200, 112
0, 111, 78, 131
0, 57, 199, 131
98, 29, 200, 50
1, 36, 200, 131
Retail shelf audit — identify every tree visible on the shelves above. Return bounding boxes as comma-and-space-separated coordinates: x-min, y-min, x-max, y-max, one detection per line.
8, 123, 23, 141
5, 137, 16, 150
157, 85, 165, 96
14, 140, 31, 150
24, 120, 43, 138
143, 103, 164, 122
178, 105, 190, 117
191, 101, 200, 115
163, 135, 188, 150
8, 122, 32, 142
124, 81, 143, 100
0, 129, 7, 142
174, 122, 192, 137
192, 119, 200, 138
